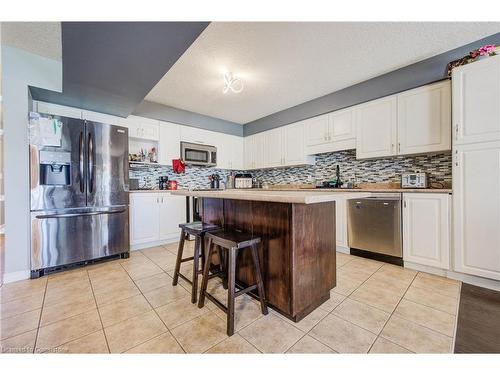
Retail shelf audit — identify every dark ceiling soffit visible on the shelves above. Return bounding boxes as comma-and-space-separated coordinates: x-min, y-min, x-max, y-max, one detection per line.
31, 22, 209, 117
133, 100, 243, 137
244, 32, 500, 136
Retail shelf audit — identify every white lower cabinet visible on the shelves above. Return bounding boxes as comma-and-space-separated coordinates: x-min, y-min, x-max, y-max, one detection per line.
335, 197, 349, 252
130, 192, 185, 248
403, 193, 451, 269
453, 141, 500, 280
159, 194, 186, 241
130, 193, 160, 245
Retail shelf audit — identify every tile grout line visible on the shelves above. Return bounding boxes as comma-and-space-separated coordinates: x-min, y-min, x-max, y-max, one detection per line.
326, 260, 413, 353
366, 270, 419, 353
118, 260, 187, 354
87, 269, 112, 354
265, 255, 384, 353
32, 277, 48, 353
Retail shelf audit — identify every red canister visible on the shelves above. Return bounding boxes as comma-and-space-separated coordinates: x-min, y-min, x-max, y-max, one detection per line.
167, 180, 178, 190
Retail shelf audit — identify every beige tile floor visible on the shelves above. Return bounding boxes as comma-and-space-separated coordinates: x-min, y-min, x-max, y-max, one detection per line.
0, 242, 461, 354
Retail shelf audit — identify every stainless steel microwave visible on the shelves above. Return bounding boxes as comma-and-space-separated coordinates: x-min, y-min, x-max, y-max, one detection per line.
180, 141, 217, 167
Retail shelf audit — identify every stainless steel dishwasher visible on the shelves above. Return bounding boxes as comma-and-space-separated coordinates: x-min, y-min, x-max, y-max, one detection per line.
347, 193, 402, 262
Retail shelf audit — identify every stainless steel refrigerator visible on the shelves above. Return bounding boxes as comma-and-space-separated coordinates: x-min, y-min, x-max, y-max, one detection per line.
29, 114, 130, 278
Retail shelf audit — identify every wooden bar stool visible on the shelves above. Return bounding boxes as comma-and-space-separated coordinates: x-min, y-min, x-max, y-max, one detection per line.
198, 230, 268, 336
172, 222, 220, 303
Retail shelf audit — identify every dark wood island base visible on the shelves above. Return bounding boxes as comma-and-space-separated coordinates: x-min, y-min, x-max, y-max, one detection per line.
202, 198, 336, 322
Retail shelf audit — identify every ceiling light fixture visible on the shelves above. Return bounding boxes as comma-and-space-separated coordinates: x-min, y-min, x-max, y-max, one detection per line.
223, 72, 244, 94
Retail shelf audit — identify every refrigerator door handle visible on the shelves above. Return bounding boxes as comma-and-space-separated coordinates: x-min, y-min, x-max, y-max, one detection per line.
88, 131, 94, 194
35, 208, 127, 219
79, 131, 85, 193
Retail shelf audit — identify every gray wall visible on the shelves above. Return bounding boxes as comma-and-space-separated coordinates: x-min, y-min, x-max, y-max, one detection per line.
244, 32, 500, 136
2, 46, 63, 279
133, 100, 244, 136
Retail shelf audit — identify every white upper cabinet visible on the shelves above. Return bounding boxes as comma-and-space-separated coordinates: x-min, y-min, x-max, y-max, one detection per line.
403, 193, 450, 270
244, 133, 265, 170
158, 121, 180, 165
283, 121, 308, 165
216, 133, 244, 170
123, 115, 159, 141
246, 122, 314, 170
265, 128, 284, 168
305, 114, 330, 147
355, 96, 398, 159
36, 101, 82, 119
227, 135, 244, 170
453, 55, 500, 145
453, 141, 500, 280
81, 110, 123, 126
329, 108, 356, 146
397, 81, 451, 155
304, 110, 356, 155
180, 126, 219, 146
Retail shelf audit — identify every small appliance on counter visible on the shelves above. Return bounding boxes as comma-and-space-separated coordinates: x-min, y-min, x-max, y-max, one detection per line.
401, 173, 428, 189
234, 173, 253, 189
167, 180, 178, 190
209, 173, 221, 189
159, 176, 169, 190
129, 178, 140, 191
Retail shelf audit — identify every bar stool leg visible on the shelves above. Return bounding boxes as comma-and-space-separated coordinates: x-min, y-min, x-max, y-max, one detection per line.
172, 229, 185, 286
191, 235, 201, 303
198, 237, 213, 308
227, 247, 237, 336
200, 235, 206, 274
217, 245, 228, 290
250, 244, 268, 315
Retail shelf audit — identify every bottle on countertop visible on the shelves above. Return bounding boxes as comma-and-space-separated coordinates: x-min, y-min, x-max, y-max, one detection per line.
226, 171, 235, 189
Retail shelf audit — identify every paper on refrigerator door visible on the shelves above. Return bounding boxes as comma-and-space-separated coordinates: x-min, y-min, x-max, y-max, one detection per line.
29, 112, 63, 146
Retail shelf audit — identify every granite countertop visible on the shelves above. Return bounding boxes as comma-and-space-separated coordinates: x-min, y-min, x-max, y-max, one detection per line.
170, 189, 372, 204
297, 188, 452, 193
129, 189, 169, 193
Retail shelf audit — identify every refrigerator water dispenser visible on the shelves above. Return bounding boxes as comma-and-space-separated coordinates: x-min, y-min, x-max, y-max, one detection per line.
39, 151, 71, 186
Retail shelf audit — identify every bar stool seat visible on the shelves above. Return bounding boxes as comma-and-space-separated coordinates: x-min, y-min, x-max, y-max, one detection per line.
198, 230, 268, 336
172, 222, 220, 303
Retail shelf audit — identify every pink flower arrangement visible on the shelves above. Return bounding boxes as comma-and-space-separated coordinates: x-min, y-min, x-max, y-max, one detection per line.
479, 44, 497, 56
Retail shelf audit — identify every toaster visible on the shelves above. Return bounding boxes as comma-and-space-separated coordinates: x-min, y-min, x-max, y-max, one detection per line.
401, 173, 428, 188
234, 173, 253, 189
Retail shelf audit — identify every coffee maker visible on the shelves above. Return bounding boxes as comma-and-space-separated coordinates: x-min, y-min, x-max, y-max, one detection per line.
159, 176, 169, 190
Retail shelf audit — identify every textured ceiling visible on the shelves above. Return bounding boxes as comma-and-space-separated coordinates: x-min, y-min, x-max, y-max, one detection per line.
1, 22, 62, 61
145, 22, 500, 124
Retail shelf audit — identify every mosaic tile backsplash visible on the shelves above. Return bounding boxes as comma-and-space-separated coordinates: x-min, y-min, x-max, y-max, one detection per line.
253, 150, 452, 187
130, 149, 452, 190
129, 164, 238, 190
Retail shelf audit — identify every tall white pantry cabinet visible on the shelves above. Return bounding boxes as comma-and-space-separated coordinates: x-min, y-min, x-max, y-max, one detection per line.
452, 55, 500, 281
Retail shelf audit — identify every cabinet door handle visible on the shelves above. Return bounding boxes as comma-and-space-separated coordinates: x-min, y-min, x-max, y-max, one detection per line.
398, 142, 401, 153
455, 150, 459, 167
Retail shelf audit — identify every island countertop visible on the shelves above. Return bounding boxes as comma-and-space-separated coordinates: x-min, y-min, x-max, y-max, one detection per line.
170, 189, 372, 204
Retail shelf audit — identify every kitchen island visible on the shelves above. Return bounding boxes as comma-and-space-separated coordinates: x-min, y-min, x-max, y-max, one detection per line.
171, 189, 370, 321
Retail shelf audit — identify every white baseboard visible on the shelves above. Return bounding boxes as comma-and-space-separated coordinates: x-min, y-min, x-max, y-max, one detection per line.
404, 261, 500, 291
3, 269, 31, 284
336, 246, 350, 255
130, 237, 183, 251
